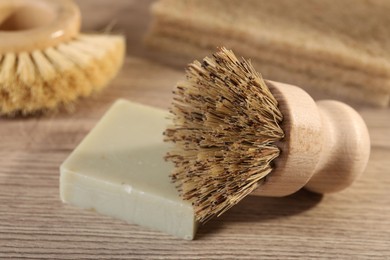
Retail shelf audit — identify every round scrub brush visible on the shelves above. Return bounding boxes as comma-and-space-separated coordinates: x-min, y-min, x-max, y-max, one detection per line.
0, 0, 125, 115
165, 47, 371, 222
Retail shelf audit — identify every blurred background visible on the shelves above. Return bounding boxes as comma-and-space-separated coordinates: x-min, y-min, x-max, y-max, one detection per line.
77, 0, 390, 107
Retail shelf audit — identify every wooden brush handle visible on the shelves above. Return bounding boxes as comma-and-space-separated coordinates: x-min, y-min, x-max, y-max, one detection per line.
252, 81, 370, 197
0, 0, 80, 54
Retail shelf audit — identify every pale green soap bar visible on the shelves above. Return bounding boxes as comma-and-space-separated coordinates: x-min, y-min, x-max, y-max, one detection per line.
60, 100, 196, 240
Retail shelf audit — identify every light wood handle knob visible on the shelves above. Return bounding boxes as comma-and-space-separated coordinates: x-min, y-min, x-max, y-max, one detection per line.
0, 0, 80, 54
252, 81, 370, 197
305, 100, 371, 193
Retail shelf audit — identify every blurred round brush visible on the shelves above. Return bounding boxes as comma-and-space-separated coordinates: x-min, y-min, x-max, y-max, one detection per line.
165, 47, 370, 222
0, 0, 125, 115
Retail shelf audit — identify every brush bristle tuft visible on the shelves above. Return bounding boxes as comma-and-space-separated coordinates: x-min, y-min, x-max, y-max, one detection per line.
165, 47, 284, 222
0, 34, 125, 116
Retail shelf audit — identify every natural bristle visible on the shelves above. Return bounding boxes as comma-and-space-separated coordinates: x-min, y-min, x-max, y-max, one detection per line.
165, 47, 284, 222
0, 34, 125, 116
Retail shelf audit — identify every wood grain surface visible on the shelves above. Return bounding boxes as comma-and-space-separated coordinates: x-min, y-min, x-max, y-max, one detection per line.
1, 1, 390, 259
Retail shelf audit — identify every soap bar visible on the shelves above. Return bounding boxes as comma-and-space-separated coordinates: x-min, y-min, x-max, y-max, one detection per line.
60, 100, 197, 240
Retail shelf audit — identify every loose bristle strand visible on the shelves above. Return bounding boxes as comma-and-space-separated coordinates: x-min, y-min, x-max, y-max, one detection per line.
164, 47, 284, 222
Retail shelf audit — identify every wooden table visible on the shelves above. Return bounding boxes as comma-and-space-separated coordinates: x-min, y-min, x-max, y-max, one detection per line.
1, 1, 390, 259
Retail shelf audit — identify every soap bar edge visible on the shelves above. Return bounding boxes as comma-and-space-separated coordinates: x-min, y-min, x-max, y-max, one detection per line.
59, 99, 198, 240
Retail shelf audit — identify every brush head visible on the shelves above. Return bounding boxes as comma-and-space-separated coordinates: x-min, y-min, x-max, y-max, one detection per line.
165, 47, 284, 222
0, 34, 125, 116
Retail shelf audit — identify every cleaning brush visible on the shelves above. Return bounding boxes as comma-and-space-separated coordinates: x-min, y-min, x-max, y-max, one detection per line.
0, 0, 125, 115
164, 47, 371, 222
